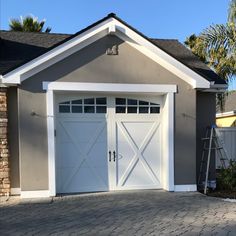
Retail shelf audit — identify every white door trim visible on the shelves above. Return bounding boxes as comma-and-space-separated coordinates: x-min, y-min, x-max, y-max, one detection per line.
44, 81, 176, 196
43, 82, 177, 93
46, 90, 56, 197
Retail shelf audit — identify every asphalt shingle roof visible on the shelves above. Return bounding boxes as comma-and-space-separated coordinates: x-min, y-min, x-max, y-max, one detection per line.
0, 31, 70, 74
0, 14, 226, 85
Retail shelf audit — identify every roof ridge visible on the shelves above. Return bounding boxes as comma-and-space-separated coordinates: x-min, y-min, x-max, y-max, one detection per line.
150, 38, 179, 41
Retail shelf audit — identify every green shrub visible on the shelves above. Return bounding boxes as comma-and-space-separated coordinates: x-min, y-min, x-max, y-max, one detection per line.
217, 160, 236, 191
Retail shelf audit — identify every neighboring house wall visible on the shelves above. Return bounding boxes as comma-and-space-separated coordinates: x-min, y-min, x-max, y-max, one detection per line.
216, 116, 236, 127
0, 87, 10, 196
7, 87, 20, 190
17, 35, 196, 191
196, 92, 216, 183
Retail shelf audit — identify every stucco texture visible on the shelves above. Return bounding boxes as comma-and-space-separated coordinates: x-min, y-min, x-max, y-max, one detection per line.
18, 35, 196, 191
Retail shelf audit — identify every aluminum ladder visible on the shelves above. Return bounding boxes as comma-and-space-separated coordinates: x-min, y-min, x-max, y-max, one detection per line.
198, 125, 229, 194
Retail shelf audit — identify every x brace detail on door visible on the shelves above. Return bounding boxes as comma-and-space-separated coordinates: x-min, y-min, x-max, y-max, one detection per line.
116, 121, 161, 187
58, 120, 107, 191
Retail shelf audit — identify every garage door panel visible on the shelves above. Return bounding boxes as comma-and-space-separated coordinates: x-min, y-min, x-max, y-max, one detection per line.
115, 119, 162, 189
142, 126, 161, 182
59, 165, 108, 193
56, 95, 163, 194
123, 159, 156, 187
87, 141, 108, 168
116, 124, 136, 184
56, 116, 108, 193
62, 121, 102, 143
121, 121, 155, 148
57, 143, 82, 168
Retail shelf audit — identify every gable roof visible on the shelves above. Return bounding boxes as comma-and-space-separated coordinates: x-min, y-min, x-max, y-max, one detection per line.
0, 13, 227, 89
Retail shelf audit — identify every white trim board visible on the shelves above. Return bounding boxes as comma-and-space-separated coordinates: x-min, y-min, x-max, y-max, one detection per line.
174, 185, 197, 192
43, 82, 177, 93
10, 188, 21, 195
1, 16, 212, 89
21, 190, 50, 198
216, 111, 236, 118
45, 81, 176, 196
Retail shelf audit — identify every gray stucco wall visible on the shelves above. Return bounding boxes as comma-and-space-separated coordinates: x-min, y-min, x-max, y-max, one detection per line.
18, 35, 196, 191
196, 92, 216, 184
7, 87, 20, 188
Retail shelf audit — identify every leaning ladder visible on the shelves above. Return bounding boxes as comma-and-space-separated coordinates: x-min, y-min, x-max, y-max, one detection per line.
198, 125, 229, 194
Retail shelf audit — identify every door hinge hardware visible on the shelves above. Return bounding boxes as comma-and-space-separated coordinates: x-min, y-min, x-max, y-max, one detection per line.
54, 129, 56, 137
113, 151, 116, 162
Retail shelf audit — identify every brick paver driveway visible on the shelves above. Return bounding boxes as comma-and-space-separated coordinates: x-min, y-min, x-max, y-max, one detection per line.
0, 190, 236, 235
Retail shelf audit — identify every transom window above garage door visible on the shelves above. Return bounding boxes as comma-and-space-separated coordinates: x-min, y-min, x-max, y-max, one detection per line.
59, 97, 107, 113
115, 98, 160, 114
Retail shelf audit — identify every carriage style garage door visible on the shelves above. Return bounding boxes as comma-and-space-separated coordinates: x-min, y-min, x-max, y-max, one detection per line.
56, 94, 162, 194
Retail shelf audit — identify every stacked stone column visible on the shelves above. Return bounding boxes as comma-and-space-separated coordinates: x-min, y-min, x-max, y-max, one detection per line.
0, 87, 10, 196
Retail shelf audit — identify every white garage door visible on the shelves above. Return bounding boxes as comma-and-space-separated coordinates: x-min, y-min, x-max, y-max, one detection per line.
56, 95, 162, 194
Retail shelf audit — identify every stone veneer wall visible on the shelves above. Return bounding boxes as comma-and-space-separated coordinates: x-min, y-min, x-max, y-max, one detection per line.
0, 87, 10, 196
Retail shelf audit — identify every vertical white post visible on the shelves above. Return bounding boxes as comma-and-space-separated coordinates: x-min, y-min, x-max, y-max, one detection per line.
167, 93, 174, 191
162, 92, 175, 191
46, 89, 56, 196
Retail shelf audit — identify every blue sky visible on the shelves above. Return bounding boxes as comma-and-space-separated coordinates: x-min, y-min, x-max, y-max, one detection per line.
0, 0, 235, 89
0, 0, 229, 41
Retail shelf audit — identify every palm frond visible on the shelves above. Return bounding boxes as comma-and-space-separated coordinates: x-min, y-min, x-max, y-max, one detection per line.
201, 24, 230, 50
228, 0, 236, 23
9, 15, 51, 33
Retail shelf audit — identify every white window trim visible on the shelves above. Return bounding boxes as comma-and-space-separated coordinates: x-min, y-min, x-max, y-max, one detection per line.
43, 82, 176, 196
1, 17, 211, 89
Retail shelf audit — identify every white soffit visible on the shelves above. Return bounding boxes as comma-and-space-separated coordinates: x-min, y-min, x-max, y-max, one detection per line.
1, 17, 210, 89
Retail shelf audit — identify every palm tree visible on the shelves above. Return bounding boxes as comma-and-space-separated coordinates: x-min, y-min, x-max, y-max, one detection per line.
9, 15, 51, 33
185, 0, 236, 111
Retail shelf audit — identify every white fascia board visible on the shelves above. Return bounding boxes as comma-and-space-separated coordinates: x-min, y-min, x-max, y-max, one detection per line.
43, 81, 177, 93
200, 83, 228, 93
113, 19, 210, 89
1, 18, 113, 84
216, 111, 236, 118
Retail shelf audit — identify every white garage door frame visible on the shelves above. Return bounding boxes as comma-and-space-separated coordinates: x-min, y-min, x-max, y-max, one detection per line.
43, 81, 177, 197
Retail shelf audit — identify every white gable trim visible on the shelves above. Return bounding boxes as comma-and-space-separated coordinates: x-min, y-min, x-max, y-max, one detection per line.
1, 18, 113, 84
115, 30, 209, 88
2, 17, 210, 89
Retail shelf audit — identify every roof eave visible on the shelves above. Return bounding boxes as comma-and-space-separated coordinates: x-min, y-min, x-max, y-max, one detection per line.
198, 82, 228, 93
216, 110, 236, 118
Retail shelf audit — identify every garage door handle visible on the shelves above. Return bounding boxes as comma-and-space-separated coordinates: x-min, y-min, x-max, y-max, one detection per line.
113, 151, 116, 162
109, 151, 112, 162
